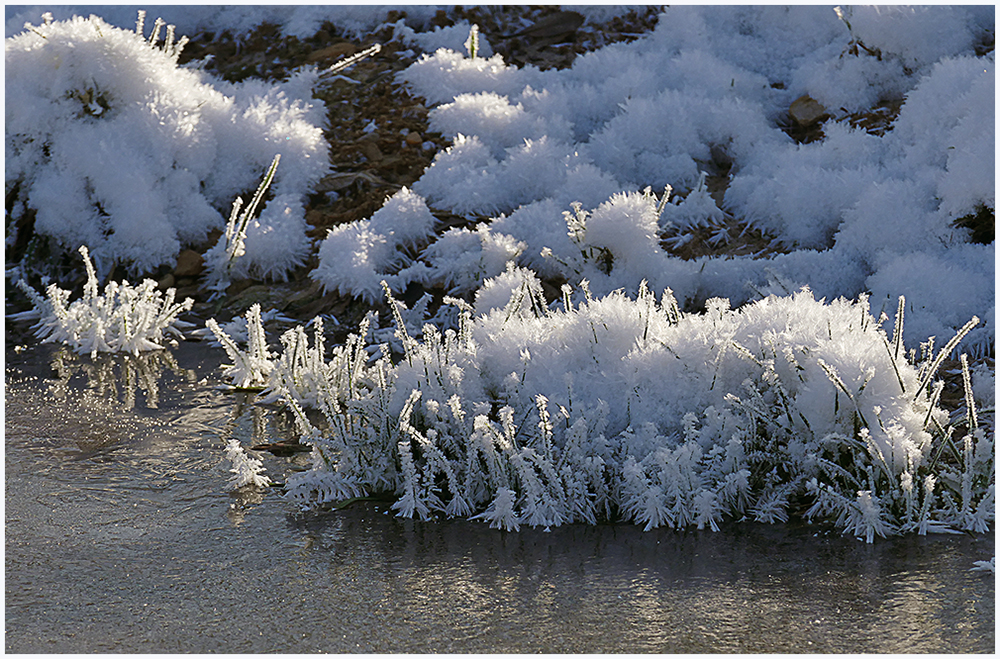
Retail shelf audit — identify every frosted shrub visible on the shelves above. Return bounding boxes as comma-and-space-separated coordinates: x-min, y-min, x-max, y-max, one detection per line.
835, 6, 979, 72
210, 280, 992, 541
312, 188, 437, 302
13, 246, 193, 357
6, 12, 328, 278
401, 48, 536, 106
392, 6, 993, 355
312, 184, 530, 299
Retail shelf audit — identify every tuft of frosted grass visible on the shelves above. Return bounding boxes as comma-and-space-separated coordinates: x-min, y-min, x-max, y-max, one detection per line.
208, 278, 992, 541
13, 245, 193, 358
970, 557, 995, 573
224, 439, 272, 490
6, 12, 328, 279
205, 304, 274, 390
203, 155, 282, 294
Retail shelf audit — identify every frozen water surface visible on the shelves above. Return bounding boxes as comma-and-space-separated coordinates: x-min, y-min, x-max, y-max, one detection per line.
4, 342, 994, 653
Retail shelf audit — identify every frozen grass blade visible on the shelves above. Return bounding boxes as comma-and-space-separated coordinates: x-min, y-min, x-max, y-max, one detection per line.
205, 155, 281, 293
913, 316, 980, 400
960, 353, 978, 430
320, 43, 382, 79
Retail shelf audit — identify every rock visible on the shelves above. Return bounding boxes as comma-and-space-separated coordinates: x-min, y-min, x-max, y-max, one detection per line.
306, 209, 333, 230
405, 131, 423, 147
157, 273, 175, 290
174, 249, 204, 278
505, 11, 585, 40
789, 95, 828, 127
360, 139, 383, 162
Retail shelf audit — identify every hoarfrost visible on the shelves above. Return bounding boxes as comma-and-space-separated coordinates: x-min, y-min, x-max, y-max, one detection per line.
211, 285, 992, 541
5, 13, 328, 279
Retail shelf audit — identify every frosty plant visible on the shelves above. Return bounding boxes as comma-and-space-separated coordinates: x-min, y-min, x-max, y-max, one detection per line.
464, 24, 480, 59
225, 439, 272, 490
14, 246, 194, 358
205, 304, 275, 390
207, 274, 992, 541
203, 155, 281, 294
6, 11, 328, 279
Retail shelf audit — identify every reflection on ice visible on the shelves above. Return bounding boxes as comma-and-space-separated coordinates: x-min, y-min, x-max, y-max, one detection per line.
47, 346, 196, 410
282, 508, 994, 653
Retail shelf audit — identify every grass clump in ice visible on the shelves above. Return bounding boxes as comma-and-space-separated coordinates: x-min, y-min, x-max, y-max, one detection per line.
225, 438, 272, 490
208, 276, 992, 541
13, 246, 193, 358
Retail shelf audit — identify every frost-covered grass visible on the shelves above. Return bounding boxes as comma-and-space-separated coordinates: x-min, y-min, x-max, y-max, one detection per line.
311, 6, 994, 356
225, 438, 272, 490
209, 281, 992, 541
13, 246, 193, 357
5, 7, 994, 540
5, 11, 328, 280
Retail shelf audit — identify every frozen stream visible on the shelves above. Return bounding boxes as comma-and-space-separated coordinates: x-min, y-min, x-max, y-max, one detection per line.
5, 341, 994, 653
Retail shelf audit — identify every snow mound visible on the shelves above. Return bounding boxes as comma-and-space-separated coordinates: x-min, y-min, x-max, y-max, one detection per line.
313, 187, 437, 303
385, 6, 992, 352
5, 12, 329, 278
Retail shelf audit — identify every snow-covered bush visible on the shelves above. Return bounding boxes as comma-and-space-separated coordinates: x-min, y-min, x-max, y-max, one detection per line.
210, 281, 991, 541
312, 187, 437, 303
372, 7, 994, 355
13, 246, 193, 357
5, 11, 328, 279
